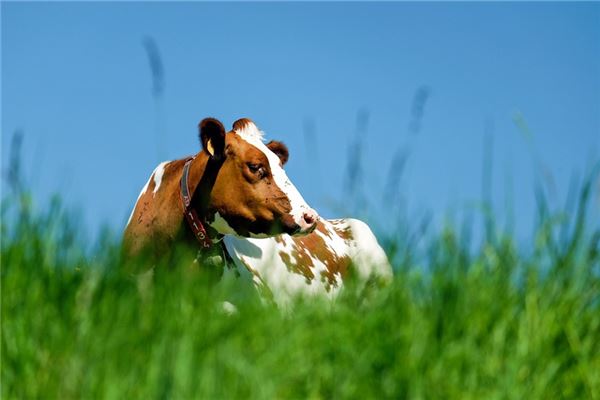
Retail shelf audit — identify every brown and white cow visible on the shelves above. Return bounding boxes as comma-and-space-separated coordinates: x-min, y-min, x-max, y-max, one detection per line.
123, 117, 391, 306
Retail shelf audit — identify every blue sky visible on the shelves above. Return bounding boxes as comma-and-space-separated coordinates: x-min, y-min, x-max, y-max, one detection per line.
2, 2, 599, 241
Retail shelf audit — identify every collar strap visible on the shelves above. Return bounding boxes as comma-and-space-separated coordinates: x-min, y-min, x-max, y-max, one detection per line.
180, 157, 212, 248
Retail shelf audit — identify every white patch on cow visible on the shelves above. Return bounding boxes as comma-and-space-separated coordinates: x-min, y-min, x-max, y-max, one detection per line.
234, 121, 265, 141
210, 212, 238, 235
126, 161, 171, 228
307, 253, 339, 299
126, 172, 153, 227
152, 161, 169, 194
222, 217, 392, 308
276, 234, 298, 264
345, 218, 393, 283
224, 233, 343, 309
234, 121, 314, 228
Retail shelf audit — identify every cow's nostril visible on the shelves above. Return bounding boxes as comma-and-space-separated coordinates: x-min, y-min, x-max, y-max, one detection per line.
303, 213, 315, 226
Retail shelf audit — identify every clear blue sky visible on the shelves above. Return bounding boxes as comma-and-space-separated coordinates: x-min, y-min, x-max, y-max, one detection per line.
2, 2, 599, 241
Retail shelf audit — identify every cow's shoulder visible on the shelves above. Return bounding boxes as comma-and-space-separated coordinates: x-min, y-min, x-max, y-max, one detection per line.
123, 158, 190, 256
148, 158, 188, 202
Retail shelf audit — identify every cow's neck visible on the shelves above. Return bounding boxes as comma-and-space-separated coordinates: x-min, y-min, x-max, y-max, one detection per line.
186, 152, 224, 242
180, 152, 233, 271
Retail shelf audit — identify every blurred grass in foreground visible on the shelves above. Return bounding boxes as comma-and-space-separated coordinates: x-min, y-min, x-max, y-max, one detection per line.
3, 187, 599, 399
2, 147, 600, 398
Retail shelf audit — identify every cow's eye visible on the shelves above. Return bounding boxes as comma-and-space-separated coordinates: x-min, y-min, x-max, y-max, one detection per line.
247, 163, 266, 178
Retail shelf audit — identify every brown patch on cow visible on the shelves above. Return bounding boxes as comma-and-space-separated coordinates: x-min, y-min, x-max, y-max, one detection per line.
274, 222, 351, 291
331, 222, 354, 241
309, 223, 352, 286
274, 235, 314, 280
278, 250, 314, 283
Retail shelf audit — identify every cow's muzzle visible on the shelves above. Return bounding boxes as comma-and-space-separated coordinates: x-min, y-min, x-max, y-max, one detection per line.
281, 209, 319, 236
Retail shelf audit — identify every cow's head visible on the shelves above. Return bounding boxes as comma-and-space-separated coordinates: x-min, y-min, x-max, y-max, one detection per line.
199, 117, 318, 238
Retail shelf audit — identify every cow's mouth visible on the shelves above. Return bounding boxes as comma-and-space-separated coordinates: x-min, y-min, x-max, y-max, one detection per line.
222, 213, 319, 238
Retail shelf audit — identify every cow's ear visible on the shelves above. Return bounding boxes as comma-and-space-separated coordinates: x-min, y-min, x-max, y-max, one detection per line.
266, 140, 289, 166
199, 118, 226, 160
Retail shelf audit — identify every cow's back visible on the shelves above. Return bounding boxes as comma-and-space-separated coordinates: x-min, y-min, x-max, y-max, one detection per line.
224, 218, 392, 306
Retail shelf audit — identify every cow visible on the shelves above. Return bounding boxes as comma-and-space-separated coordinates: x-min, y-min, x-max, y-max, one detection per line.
123, 117, 392, 306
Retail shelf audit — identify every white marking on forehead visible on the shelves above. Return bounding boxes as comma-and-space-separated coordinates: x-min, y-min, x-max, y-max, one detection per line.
234, 122, 312, 225
152, 161, 169, 194
234, 120, 265, 141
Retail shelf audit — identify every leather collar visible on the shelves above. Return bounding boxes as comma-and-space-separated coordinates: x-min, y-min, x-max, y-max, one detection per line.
180, 157, 213, 248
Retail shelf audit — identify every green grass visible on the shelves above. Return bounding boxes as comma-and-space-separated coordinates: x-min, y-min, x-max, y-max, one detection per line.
2, 176, 600, 399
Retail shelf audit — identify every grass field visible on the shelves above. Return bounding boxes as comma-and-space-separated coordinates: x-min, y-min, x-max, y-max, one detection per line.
2, 166, 600, 399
